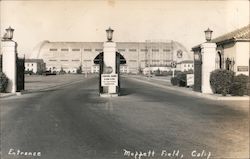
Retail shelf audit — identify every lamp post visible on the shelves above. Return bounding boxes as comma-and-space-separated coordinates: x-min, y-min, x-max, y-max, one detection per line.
2, 26, 14, 41
204, 28, 213, 42
106, 27, 114, 42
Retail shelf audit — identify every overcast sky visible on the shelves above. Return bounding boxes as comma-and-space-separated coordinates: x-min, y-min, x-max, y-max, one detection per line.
1, 0, 249, 57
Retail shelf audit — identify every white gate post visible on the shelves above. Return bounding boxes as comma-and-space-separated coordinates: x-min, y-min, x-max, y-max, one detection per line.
1, 41, 17, 93
200, 43, 217, 94
1, 26, 17, 93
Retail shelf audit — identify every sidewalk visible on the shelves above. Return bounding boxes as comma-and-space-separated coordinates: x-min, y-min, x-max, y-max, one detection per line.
125, 75, 249, 101
0, 74, 96, 98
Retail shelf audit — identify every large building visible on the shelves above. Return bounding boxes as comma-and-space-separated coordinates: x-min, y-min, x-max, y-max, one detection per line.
30, 40, 193, 74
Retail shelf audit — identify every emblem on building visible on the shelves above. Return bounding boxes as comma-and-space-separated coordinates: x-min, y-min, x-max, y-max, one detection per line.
103, 66, 113, 74
177, 50, 183, 58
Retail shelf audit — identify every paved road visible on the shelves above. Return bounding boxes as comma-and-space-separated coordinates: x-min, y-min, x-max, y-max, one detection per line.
1, 77, 249, 159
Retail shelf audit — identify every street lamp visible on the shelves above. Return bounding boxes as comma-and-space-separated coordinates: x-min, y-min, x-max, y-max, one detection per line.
204, 28, 213, 42
106, 27, 114, 42
3, 26, 14, 40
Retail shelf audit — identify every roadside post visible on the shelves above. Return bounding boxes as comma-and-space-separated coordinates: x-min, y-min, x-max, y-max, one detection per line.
171, 61, 177, 77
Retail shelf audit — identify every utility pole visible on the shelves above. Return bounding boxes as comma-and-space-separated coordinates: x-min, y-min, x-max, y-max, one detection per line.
85, 60, 87, 78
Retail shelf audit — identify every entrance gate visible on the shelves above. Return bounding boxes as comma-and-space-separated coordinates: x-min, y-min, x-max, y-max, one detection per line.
16, 57, 25, 92
193, 54, 202, 92
94, 52, 126, 95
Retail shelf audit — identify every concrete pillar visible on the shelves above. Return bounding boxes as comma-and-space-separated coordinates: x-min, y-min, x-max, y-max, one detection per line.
201, 42, 217, 94
1, 41, 17, 93
103, 41, 117, 94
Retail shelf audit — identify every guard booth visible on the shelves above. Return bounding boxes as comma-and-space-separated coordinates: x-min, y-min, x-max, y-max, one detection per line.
94, 52, 126, 96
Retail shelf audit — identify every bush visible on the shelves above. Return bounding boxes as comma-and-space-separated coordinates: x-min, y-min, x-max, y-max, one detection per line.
0, 72, 9, 92
36, 70, 44, 75
210, 69, 234, 96
76, 66, 82, 74
171, 77, 178, 85
25, 70, 33, 75
231, 74, 249, 96
59, 67, 66, 74
176, 72, 187, 87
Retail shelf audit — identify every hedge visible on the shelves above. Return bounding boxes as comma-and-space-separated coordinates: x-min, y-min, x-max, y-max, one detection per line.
171, 77, 178, 85
0, 72, 9, 92
231, 74, 249, 96
170, 72, 187, 87
210, 69, 234, 96
177, 72, 186, 87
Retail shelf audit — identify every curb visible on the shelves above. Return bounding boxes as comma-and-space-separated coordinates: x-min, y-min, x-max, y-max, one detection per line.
0, 93, 16, 98
126, 76, 249, 101
0, 76, 95, 98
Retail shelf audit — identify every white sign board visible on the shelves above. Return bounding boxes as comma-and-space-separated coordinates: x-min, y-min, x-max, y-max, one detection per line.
186, 74, 194, 86
101, 74, 118, 86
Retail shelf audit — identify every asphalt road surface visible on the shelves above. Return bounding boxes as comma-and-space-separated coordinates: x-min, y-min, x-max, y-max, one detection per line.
1, 76, 249, 159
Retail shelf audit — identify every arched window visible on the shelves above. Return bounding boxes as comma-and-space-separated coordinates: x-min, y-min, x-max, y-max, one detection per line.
217, 51, 222, 69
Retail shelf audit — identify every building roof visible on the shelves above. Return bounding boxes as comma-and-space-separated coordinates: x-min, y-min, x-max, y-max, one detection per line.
25, 59, 44, 63
192, 24, 250, 50
211, 24, 250, 44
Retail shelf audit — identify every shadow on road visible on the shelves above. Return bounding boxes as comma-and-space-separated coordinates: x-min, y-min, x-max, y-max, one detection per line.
119, 88, 133, 96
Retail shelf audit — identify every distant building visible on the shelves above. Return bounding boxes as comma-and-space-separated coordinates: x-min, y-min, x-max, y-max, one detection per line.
30, 40, 193, 74
25, 59, 46, 74
177, 60, 194, 72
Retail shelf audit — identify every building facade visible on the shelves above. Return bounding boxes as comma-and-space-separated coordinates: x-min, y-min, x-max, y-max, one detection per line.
192, 24, 249, 93
193, 24, 250, 76
176, 60, 194, 72
25, 59, 46, 74
30, 40, 193, 74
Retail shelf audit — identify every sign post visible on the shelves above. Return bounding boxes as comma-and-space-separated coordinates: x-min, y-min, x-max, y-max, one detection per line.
171, 61, 177, 77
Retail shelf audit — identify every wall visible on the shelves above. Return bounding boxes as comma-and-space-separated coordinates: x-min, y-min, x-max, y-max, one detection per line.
235, 41, 249, 76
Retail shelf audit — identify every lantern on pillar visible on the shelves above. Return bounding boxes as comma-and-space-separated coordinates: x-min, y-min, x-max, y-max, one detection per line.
204, 28, 213, 42
106, 27, 114, 42
5, 26, 15, 40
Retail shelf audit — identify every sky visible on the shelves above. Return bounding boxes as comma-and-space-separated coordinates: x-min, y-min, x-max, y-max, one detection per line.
0, 0, 249, 57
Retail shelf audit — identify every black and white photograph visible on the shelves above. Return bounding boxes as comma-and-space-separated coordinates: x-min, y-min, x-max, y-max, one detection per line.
0, 0, 249, 159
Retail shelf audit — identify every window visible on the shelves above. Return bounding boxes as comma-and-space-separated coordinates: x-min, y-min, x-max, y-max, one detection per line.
129, 49, 137, 52
49, 48, 57, 51
95, 49, 103, 52
27, 64, 29, 66
84, 49, 92, 52
72, 48, 80, 51
72, 60, 80, 61
49, 60, 57, 61
61, 60, 68, 61
184, 64, 186, 67
140, 49, 148, 52
31, 64, 33, 66
163, 49, 171, 52
118, 49, 126, 52
152, 49, 159, 52
84, 60, 91, 62
61, 48, 69, 51
129, 60, 137, 62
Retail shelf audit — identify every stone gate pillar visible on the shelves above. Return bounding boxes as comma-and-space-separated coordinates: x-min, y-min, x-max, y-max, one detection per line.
1, 40, 17, 93
103, 41, 117, 94
200, 43, 216, 93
